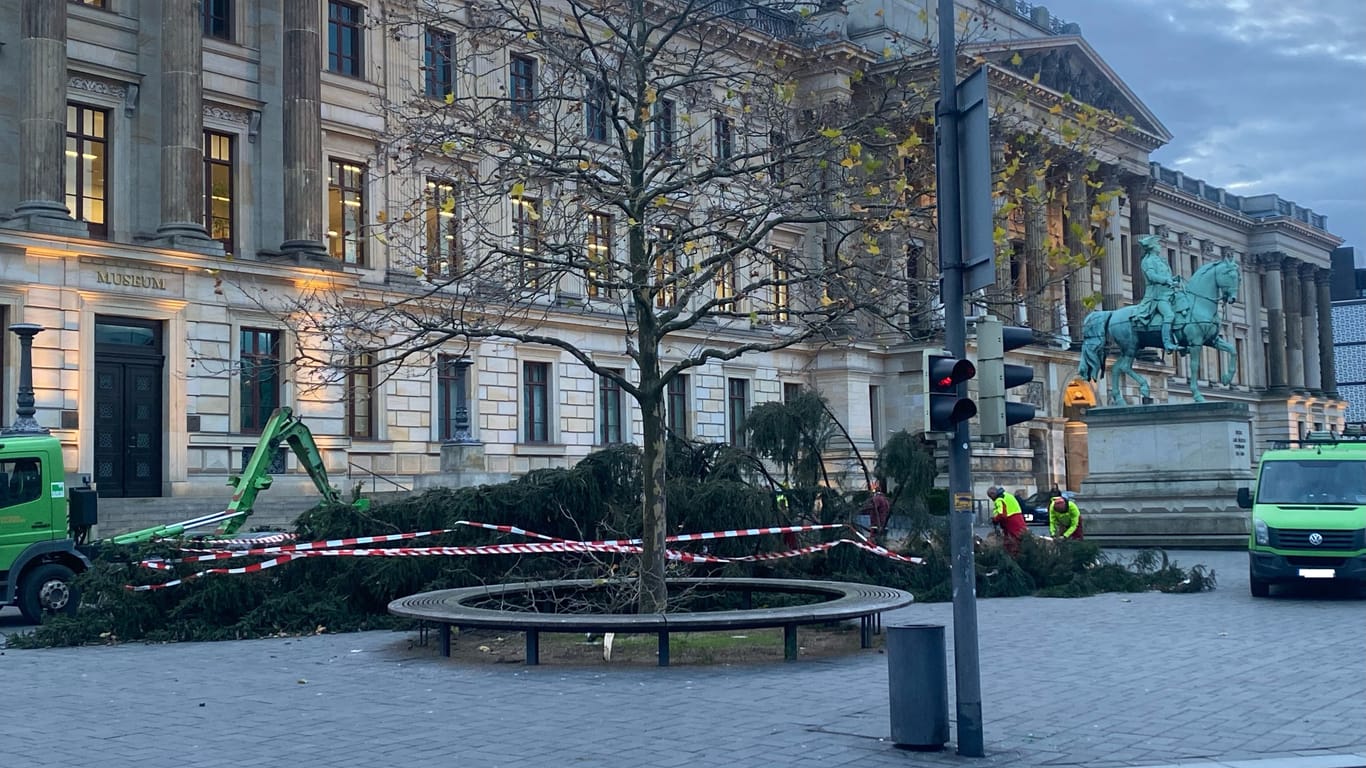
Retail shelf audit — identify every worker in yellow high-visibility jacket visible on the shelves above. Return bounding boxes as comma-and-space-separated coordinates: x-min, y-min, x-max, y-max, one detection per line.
1048, 495, 1084, 540
987, 487, 1026, 555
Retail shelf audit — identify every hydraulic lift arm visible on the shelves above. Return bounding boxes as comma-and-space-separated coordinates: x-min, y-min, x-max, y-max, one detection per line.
111, 407, 356, 545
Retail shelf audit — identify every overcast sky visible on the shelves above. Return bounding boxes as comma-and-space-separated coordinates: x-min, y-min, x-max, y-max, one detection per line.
1035, 0, 1366, 264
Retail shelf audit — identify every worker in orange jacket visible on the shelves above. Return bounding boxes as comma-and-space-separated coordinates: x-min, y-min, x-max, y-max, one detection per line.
987, 486, 1027, 555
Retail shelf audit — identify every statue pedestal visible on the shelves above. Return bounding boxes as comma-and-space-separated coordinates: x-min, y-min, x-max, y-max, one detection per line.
1080, 402, 1253, 548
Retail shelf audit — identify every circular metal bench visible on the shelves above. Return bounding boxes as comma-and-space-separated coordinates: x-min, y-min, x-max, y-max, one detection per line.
389, 577, 915, 666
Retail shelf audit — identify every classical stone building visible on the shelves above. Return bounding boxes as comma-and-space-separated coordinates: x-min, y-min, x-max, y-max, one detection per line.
0, 0, 1348, 528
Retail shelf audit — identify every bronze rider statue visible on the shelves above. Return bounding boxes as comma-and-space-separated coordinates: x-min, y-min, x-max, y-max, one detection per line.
1137, 233, 1182, 351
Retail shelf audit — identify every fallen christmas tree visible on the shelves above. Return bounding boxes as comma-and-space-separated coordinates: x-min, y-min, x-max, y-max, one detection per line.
9, 438, 1215, 649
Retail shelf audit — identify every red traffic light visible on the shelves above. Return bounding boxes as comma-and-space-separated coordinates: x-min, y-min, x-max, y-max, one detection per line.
927, 356, 976, 392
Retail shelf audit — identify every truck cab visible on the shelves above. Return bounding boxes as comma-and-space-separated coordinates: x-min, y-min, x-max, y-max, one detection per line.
1237, 431, 1366, 597
0, 431, 93, 622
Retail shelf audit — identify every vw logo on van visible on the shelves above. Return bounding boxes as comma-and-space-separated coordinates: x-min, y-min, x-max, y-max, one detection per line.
1308, 532, 1324, 546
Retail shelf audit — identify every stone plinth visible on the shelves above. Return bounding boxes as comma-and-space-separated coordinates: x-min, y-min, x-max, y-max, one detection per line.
412, 443, 513, 490
1080, 402, 1253, 548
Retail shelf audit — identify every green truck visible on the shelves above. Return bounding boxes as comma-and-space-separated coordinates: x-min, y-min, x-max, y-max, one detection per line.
1, 324, 353, 623
1237, 430, 1366, 597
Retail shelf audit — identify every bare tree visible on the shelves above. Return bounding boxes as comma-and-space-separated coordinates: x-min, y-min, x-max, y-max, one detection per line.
264, 0, 949, 612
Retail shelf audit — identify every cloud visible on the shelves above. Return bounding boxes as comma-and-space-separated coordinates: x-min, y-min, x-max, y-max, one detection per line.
1030, 0, 1366, 253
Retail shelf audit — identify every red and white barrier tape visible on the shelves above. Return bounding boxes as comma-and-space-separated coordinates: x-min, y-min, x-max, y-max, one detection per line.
128, 521, 920, 590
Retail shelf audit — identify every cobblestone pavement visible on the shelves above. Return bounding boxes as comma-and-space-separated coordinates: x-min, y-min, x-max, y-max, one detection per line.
2, 549, 1363, 768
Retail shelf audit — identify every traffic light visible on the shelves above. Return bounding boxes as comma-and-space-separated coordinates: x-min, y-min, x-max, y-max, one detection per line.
923, 350, 977, 433
976, 317, 1036, 438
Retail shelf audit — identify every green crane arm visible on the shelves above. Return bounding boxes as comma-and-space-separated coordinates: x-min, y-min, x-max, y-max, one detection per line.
110, 407, 351, 545
213, 406, 345, 537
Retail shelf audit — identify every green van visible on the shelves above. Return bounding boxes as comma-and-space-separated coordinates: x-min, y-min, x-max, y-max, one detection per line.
1237, 431, 1366, 597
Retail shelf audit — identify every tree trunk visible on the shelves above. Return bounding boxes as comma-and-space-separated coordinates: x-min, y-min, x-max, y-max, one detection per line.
638, 386, 668, 613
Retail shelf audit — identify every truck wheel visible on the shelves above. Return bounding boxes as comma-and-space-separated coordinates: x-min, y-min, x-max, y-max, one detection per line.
1249, 576, 1270, 598
17, 563, 81, 624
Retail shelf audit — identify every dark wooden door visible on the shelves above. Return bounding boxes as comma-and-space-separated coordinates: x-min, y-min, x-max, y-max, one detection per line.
93, 361, 164, 499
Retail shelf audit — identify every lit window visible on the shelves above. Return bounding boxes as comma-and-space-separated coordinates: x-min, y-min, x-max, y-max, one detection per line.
652, 226, 678, 308
346, 353, 376, 439
65, 103, 108, 238
203, 131, 235, 255
327, 159, 367, 265
425, 178, 460, 277
586, 211, 612, 298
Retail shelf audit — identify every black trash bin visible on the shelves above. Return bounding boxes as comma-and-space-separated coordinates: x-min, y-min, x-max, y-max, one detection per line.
886, 623, 949, 750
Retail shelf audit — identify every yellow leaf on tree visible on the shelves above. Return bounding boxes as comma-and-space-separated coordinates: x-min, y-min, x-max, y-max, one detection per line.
1048, 103, 1064, 115
526, 31, 538, 40
819, 127, 842, 139
683, 240, 697, 254
444, 92, 455, 105
866, 243, 881, 255
414, 266, 426, 278
441, 196, 455, 213
1010, 52, 1023, 66
511, 181, 525, 198
376, 210, 388, 223
626, 127, 639, 140
644, 86, 657, 105
440, 141, 458, 153
848, 142, 862, 158
839, 157, 855, 168
578, 160, 591, 171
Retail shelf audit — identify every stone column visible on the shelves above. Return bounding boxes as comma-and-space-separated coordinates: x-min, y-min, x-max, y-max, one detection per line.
4, 0, 86, 234
1063, 165, 1089, 341
1317, 269, 1338, 396
1100, 190, 1124, 311
1259, 254, 1288, 393
1024, 157, 1049, 333
1300, 263, 1321, 393
154, 0, 221, 252
279, 0, 329, 261
1283, 259, 1305, 390
1125, 173, 1154, 298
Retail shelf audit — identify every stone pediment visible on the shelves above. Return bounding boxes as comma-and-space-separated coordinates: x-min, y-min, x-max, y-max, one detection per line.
963, 36, 1172, 143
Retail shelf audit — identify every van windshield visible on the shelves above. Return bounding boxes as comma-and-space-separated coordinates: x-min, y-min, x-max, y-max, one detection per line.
1257, 460, 1366, 505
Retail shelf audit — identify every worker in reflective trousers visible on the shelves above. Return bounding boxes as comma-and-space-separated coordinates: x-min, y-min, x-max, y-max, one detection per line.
987, 486, 1027, 556
1048, 495, 1084, 540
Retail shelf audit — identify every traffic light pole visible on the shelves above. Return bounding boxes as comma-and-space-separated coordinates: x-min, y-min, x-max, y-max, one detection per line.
935, 0, 985, 757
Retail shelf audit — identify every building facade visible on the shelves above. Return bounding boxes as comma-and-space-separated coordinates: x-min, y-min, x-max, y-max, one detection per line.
0, 0, 1348, 516
1330, 247, 1365, 425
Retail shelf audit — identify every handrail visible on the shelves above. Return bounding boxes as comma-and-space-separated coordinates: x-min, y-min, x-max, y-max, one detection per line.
347, 460, 412, 493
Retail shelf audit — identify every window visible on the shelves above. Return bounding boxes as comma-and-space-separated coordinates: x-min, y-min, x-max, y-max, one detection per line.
772, 263, 790, 322
652, 226, 678, 308
714, 258, 736, 302
203, 131, 235, 255
666, 374, 690, 438
770, 132, 787, 183
585, 77, 609, 142
203, 0, 232, 40
727, 377, 749, 447
713, 115, 733, 160
328, 1, 364, 77
869, 384, 882, 447
423, 28, 455, 100
1167, 247, 1177, 272
346, 353, 376, 439
512, 195, 541, 287
654, 99, 675, 155
1234, 337, 1246, 386
65, 103, 108, 238
1189, 253, 1198, 277
783, 382, 802, 402
327, 159, 367, 265
586, 211, 612, 298
599, 369, 624, 444
437, 355, 472, 442
1121, 234, 1131, 276
71, 0, 107, 7
510, 55, 536, 118
0, 458, 44, 508
522, 361, 550, 443
240, 328, 281, 433
425, 178, 460, 277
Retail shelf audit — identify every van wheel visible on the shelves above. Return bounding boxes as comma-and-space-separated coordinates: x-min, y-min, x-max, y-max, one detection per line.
17, 563, 81, 624
1249, 576, 1270, 598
